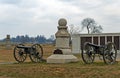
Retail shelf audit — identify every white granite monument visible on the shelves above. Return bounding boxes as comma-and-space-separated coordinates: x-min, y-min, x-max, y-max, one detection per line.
47, 18, 78, 63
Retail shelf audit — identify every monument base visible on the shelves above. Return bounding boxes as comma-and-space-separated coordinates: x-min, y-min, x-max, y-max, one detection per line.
47, 54, 78, 63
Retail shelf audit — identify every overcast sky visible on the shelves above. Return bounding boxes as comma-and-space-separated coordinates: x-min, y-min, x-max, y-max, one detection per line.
0, 0, 120, 39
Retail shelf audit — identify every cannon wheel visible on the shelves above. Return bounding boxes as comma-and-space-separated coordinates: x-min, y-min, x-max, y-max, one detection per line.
29, 44, 43, 62
13, 44, 27, 63
81, 42, 95, 64
103, 42, 117, 64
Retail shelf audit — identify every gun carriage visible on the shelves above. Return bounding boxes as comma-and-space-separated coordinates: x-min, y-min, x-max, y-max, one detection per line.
81, 42, 117, 64
13, 44, 43, 63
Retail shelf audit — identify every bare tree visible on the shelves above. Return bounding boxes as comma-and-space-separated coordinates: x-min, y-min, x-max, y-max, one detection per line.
91, 25, 103, 34
81, 18, 95, 34
81, 18, 103, 34
68, 24, 81, 45
68, 24, 81, 36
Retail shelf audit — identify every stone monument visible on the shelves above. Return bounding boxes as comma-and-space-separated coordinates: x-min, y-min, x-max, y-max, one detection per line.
6, 35, 11, 49
47, 18, 78, 63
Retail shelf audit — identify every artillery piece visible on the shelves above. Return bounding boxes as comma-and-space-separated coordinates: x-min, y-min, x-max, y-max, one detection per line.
81, 42, 117, 64
13, 44, 43, 63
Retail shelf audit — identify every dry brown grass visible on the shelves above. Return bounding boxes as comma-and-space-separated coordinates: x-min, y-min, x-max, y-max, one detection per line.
0, 61, 120, 78
0, 44, 120, 78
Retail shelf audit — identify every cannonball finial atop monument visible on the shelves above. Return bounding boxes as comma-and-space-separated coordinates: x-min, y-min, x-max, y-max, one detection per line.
58, 18, 67, 26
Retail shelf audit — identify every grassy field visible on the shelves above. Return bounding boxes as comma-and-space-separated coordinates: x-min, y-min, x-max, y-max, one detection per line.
0, 44, 120, 78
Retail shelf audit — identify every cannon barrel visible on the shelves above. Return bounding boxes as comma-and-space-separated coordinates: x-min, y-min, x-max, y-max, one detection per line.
85, 42, 105, 48
17, 46, 31, 49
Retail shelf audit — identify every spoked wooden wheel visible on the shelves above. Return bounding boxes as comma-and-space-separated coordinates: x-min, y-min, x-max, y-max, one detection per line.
81, 42, 95, 64
103, 42, 117, 64
29, 44, 43, 62
13, 44, 27, 63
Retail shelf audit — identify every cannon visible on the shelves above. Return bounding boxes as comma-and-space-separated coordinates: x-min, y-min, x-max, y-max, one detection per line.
13, 44, 43, 63
81, 42, 117, 64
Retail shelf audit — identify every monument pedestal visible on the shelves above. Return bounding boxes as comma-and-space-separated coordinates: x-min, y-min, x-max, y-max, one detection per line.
47, 18, 78, 63
47, 54, 78, 63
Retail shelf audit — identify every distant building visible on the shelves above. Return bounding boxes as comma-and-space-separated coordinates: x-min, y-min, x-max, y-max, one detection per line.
72, 33, 120, 54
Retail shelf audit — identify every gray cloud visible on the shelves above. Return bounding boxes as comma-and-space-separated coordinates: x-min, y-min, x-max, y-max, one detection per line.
0, 0, 21, 4
0, 0, 120, 39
